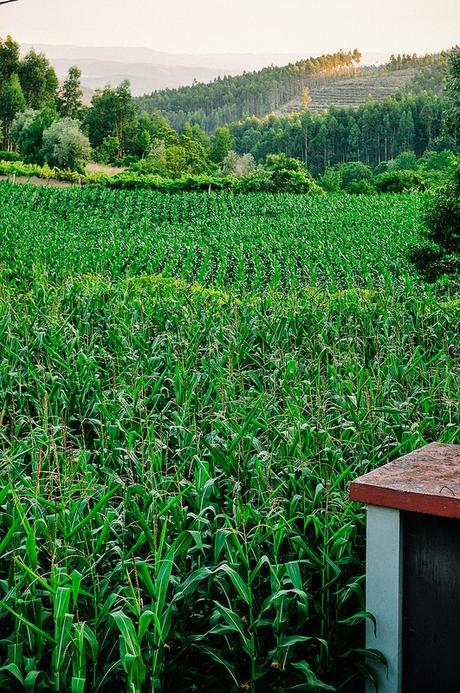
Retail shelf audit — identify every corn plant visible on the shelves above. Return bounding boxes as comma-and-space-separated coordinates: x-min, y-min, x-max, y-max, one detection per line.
0, 182, 458, 691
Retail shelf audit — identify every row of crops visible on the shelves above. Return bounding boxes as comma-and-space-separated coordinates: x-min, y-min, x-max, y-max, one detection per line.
0, 185, 423, 292
0, 182, 458, 692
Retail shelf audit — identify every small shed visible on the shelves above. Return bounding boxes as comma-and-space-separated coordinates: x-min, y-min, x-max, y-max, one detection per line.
349, 442, 460, 693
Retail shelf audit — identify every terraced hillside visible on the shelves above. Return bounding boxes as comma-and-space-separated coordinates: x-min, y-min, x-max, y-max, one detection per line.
275, 68, 416, 115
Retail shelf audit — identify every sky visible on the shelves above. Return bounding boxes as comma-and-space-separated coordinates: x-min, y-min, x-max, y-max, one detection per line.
1, 0, 459, 55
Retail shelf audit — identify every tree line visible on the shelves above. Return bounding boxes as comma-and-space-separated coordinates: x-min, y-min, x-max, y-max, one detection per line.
229, 93, 457, 175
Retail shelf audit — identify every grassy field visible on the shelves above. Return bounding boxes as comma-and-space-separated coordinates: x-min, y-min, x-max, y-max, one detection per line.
0, 183, 458, 692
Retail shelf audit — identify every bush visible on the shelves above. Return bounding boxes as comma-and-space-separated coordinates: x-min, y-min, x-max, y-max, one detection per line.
11, 107, 57, 164
419, 149, 456, 172
375, 170, 427, 193
409, 164, 460, 280
113, 155, 139, 168
346, 179, 375, 195
393, 151, 418, 171
374, 161, 390, 175
98, 135, 120, 164
0, 150, 20, 162
0, 159, 81, 182
105, 172, 234, 192
234, 168, 273, 192
338, 161, 373, 191
319, 166, 342, 192
221, 151, 256, 178
265, 155, 322, 193
42, 118, 91, 172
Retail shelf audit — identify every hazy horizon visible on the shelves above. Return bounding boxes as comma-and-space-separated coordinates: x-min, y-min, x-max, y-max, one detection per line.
2, 0, 458, 56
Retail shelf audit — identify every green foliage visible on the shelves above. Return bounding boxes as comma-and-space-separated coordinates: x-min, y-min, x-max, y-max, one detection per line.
211, 126, 234, 162
41, 118, 91, 172
136, 128, 151, 157
136, 50, 361, 132
265, 154, 323, 193
0, 34, 20, 82
409, 164, 460, 280
0, 184, 458, 692
130, 134, 214, 178
445, 48, 460, 132
11, 107, 58, 163
385, 51, 445, 72
319, 163, 375, 194
346, 179, 375, 195
98, 135, 121, 164
0, 159, 84, 182
0, 185, 427, 291
419, 149, 456, 171
230, 94, 455, 175
231, 167, 273, 192
375, 169, 428, 193
338, 161, 373, 190
85, 81, 136, 156
429, 133, 458, 152
319, 166, 342, 192
221, 151, 257, 177
393, 150, 419, 170
0, 149, 19, 161
58, 65, 83, 119
18, 49, 58, 109
405, 54, 448, 95
0, 72, 25, 148
104, 172, 232, 191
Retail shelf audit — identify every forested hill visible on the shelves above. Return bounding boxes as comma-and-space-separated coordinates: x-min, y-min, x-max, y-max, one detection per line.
135, 50, 362, 132
135, 50, 447, 133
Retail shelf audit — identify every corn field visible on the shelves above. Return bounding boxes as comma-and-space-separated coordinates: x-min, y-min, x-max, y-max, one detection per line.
0, 183, 458, 692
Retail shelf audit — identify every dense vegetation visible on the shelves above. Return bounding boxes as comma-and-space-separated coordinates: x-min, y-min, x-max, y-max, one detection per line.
0, 185, 424, 289
1, 36, 458, 185
229, 93, 458, 175
0, 182, 459, 692
136, 51, 362, 132
135, 52, 448, 133
0, 26, 458, 693
409, 164, 460, 279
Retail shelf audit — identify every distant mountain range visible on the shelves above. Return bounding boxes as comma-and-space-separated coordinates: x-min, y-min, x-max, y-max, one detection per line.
21, 43, 390, 96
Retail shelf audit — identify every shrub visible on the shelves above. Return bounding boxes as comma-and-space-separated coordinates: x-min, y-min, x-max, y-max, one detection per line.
0, 150, 20, 162
393, 151, 418, 171
319, 166, 342, 192
11, 107, 57, 164
374, 161, 390, 175
113, 154, 139, 167
234, 168, 273, 192
221, 151, 256, 178
409, 164, 460, 280
42, 118, 91, 172
98, 135, 120, 164
265, 154, 322, 193
346, 179, 375, 195
338, 161, 373, 191
375, 170, 427, 193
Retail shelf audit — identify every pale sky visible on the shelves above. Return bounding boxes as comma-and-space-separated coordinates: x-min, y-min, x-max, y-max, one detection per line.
1, 0, 459, 55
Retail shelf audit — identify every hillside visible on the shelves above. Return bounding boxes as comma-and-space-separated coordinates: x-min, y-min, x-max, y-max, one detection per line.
275, 68, 417, 115
135, 50, 446, 132
136, 50, 363, 131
